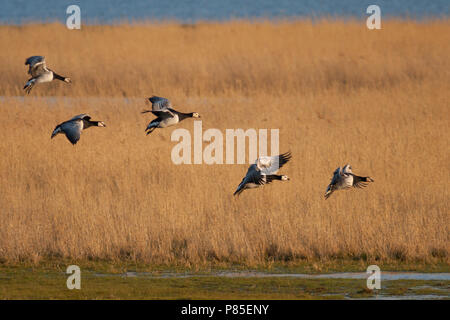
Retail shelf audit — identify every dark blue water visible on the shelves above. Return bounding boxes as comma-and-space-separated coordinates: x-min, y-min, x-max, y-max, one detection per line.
0, 0, 448, 24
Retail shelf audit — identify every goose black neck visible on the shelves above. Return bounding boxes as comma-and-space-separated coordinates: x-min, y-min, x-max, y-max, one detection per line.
82, 120, 100, 128
53, 73, 66, 81
177, 112, 194, 121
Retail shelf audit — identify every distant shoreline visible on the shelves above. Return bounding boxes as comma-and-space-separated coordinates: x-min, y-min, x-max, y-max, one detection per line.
0, 0, 449, 25
1, 15, 450, 26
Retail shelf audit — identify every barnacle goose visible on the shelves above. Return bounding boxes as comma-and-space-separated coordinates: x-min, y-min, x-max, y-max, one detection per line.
51, 114, 106, 145
23, 56, 71, 94
324, 164, 374, 199
234, 152, 292, 196
141, 96, 200, 135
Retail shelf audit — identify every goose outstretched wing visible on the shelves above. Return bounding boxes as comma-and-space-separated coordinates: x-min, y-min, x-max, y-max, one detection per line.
70, 114, 91, 121
329, 167, 341, 185
148, 96, 172, 110
142, 96, 175, 117
25, 56, 47, 77
245, 164, 266, 184
351, 174, 374, 188
60, 120, 83, 145
234, 164, 265, 196
324, 168, 339, 199
256, 152, 292, 175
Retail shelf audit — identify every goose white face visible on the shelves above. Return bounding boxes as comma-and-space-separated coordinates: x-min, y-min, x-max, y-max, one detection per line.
64, 78, 72, 83
192, 112, 200, 118
98, 121, 106, 127
281, 175, 290, 181
343, 164, 352, 174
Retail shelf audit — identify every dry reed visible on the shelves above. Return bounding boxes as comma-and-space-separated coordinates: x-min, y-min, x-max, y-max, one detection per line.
0, 20, 448, 266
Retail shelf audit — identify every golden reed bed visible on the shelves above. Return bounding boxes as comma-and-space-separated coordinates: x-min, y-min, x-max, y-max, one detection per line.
0, 20, 448, 265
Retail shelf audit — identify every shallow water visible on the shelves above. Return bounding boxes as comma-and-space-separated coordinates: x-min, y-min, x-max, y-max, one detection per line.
96, 270, 450, 281
212, 271, 450, 281
0, 0, 449, 24
92, 271, 449, 299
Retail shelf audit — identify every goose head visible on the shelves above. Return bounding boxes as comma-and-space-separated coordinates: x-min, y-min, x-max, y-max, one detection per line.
192, 112, 201, 118
342, 164, 352, 175
281, 175, 290, 181
64, 77, 72, 83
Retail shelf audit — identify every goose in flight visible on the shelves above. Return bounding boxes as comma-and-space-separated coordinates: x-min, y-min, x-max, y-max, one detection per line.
23, 56, 71, 94
234, 152, 292, 196
324, 164, 374, 199
51, 114, 106, 145
141, 96, 200, 135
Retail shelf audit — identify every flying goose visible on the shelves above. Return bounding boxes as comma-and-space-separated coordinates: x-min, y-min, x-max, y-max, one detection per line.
324, 164, 374, 199
234, 152, 292, 196
141, 96, 200, 135
23, 56, 71, 94
51, 114, 106, 145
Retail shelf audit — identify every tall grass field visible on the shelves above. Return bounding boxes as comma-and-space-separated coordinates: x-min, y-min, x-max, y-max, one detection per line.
0, 20, 448, 267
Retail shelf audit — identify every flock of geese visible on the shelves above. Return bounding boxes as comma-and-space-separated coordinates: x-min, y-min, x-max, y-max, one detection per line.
23, 56, 374, 199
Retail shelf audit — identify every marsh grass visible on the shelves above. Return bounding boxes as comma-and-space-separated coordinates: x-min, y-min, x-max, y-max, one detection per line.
0, 265, 448, 299
0, 20, 448, 266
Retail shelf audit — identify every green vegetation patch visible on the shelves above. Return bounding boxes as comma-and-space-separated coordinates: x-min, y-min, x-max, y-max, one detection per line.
0, 266, 448, 300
